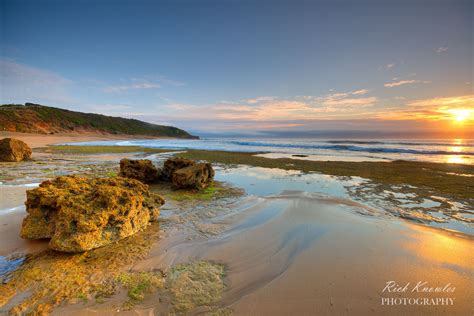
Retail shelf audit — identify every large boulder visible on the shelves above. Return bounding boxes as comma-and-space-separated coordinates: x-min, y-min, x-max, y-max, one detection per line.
20, 175, 165, 252
119, 158, 161, 183
172, 163, 215, 189
161, 157, 195, 181
0, 138, 32, 162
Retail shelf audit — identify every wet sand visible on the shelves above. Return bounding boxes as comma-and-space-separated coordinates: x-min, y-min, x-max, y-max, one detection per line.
0, 131, 172, 149
0, 142, 473, 315
133, 192, 473, 315
48, 192, 474, 315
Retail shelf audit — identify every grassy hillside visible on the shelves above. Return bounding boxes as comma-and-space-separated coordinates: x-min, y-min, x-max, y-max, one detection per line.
0, 103, 198, 139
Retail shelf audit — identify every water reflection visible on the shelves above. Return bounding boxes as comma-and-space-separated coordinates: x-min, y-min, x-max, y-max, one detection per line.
449, 146, 464, 153
402, 225, 474, 274
216, 166, 473, 235
446, 155, 468, 164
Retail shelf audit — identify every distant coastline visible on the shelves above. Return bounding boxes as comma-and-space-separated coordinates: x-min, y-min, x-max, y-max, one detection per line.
0, 103, 199, 139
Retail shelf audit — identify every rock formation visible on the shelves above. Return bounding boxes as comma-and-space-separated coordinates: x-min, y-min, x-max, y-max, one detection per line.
20, 175, 164, 252
161, 157, 195, 181
119, 158, 161, 183
172, 163, 215, 189
0, 138, 32, 162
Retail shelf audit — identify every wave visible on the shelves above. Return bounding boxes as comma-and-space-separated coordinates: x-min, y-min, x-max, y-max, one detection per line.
228, 141, 474, 156
326, 140, 474, 147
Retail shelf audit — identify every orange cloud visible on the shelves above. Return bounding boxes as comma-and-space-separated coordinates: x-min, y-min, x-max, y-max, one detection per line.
378, 95, 474, 124
162, 89, 378, 122
384, 79, 431, 87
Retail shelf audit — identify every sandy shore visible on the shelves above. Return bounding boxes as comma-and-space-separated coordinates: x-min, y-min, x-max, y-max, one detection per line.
0, 137, 473, 315
155, 193, 473, 315
51, 191, 473, 315
0, 131, 161, 148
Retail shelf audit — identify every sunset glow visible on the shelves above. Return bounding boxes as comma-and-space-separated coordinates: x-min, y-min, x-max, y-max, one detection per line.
452, 109, 471, 122
1, 0, 472, 139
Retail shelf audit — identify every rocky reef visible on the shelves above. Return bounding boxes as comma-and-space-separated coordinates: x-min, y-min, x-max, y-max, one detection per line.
0, 138, 32, 162
119, 158, 161, 183
161, 157, 195, 181
21, 175, 165, 252
172, 162, 214, 189
118, 157, 215, 189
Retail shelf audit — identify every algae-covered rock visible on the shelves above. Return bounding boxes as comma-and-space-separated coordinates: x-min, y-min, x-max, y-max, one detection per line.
161, 157, 195, 181
0, 138, 32, 162
20, 175, 165, 252
172, 163, 214, 189
167, 261, 225, 313
119, 158, 161, 183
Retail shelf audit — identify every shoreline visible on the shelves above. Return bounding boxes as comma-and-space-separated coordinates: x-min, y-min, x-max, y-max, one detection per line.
178, 150, 474, 200
0, 134, 473, 314
0, 131, 192, 148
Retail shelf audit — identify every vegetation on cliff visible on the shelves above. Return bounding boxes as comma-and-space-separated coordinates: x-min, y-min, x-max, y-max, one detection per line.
0, 103, 198, 138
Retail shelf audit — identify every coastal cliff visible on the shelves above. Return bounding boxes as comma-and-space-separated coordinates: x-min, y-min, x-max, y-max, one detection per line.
0, 103, 198, 139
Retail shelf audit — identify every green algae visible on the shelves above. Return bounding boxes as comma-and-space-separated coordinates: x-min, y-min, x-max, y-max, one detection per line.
116, 271, 164, 304
156, 181, 244, 203
177, 150, 474, 200
0, 252, 228, 315
42, 145, 175, 154
167, 261, 226, 314
0, 222, 161, 315
167, 185, 218, 201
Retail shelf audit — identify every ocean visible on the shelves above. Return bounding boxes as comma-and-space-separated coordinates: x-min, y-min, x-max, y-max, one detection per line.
67, 138, 474, 165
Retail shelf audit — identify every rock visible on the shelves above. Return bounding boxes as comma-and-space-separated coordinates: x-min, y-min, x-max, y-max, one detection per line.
0, 138, 32, 162
161, 157, 195, 181
172, 163, 214, 189
20, 175, 165, 252
119, 158, 161, 183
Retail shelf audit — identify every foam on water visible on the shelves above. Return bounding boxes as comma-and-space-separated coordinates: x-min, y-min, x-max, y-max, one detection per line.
65, 137, 474, 164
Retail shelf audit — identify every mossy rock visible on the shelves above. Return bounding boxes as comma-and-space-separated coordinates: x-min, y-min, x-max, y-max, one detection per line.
20, 175, 165, 252
172, 163, 215, 189
161, 157, 195, 181
0, 138, 32, 162
119, 158, 161, 183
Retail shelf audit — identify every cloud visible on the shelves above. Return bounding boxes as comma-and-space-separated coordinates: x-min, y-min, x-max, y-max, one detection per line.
435, 46, 448, 53
155, 88, 378, 125
352, 89, 369, 95
139, 93, 473, 134
310, 89, 375, 108
384, 63, 396, 70
321, 96, 377, 107
243, 96, 275, 104
103, 81, 161, 93
378, 95, 474, 123
407, 95, 473, 108
0, 59, 74, 104
102, 75, 184, 93
384, 79, 431, 87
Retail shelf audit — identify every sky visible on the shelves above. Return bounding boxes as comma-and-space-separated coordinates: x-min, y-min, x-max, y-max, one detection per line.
0, 0, 473, 138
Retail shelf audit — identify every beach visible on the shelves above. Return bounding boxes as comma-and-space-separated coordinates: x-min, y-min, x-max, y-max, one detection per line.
0, 133, 473, 315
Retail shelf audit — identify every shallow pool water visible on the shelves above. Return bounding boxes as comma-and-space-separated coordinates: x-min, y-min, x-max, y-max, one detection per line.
215, 165, 474, 235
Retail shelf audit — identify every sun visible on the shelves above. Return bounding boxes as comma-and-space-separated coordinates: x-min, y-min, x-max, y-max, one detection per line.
452, 109, 471, 122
